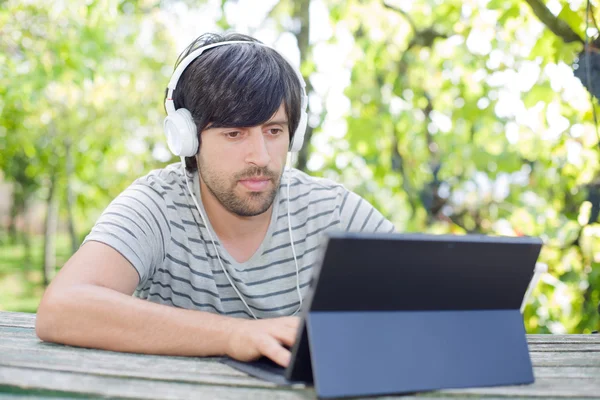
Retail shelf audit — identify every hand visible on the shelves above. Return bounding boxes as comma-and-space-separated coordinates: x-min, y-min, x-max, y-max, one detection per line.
225, 316, 300, 367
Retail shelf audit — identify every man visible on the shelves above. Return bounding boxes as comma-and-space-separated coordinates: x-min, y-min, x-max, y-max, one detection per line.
36, 32, 395, 368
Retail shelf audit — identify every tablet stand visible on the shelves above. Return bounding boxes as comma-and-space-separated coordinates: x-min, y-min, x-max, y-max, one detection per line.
304, 309, 533, 399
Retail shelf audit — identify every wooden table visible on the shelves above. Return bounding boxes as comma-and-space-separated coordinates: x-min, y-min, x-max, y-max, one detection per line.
1, 311, 599, 399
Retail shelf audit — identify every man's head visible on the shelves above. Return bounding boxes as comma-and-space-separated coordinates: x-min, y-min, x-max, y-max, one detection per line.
167, 33, 304, 216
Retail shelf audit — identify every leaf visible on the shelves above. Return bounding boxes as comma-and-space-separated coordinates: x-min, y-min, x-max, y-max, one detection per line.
557, 4, 584, 38
498, 5, 520, 25
487, 0, 509, 10
523, 85, 554, 108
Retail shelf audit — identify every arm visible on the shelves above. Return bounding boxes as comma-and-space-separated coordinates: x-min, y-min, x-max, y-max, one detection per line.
36, 241, 299, 366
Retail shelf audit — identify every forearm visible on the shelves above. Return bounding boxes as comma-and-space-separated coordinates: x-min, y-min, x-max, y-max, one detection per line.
36, 284, 239, 356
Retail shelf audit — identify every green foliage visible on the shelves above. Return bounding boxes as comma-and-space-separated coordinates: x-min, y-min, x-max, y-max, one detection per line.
0, 234, 71, 312
0, 0, 176, 228
304, 0, 600, 333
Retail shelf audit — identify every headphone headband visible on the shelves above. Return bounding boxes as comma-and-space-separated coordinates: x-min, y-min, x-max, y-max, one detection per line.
164, 40, 308, 155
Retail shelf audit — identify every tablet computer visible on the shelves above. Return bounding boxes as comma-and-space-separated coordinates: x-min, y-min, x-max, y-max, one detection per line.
286, 232, 543, 382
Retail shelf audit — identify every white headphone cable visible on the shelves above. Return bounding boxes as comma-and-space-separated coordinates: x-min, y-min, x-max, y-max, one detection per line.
180, 158, 258, 320
287, 152, 303, 316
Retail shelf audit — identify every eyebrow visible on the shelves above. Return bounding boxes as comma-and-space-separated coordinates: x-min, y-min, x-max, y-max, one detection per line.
263, 119, 288, 127
205, 119, 289, 131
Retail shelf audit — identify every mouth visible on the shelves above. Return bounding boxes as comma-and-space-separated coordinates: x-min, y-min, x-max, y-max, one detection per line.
238, 177, 272, 191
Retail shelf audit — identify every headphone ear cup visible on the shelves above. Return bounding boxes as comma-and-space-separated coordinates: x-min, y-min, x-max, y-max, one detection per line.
164, 108, 198, 157
289, 109, 308, 152
290, 92, 308, 153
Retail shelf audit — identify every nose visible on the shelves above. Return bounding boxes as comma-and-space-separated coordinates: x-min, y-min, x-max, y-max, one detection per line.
245, 128, 271, 167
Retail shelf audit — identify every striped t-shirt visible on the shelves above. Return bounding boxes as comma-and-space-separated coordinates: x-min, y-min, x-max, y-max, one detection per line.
83, 162, 395, 319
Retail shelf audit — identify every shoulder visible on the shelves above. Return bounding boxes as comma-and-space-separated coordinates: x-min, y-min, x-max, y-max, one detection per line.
284, 168, 347, 195
282, 169, 395, 233
116, 163, 192, 211
279, 168, 349, 223
106, 162, 191, 227
131, 162, 187, 196
107, 163, 189, 225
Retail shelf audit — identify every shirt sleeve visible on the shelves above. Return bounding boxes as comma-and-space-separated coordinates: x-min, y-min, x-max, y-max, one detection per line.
338, 189, 396, 233
81, 177, 171, 288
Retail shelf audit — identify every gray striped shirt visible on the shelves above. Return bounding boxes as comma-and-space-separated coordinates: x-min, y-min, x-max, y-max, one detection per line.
83, 162, 395, 318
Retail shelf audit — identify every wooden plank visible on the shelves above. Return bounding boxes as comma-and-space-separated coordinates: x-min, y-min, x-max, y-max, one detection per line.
0, 393, 81, 400
0, 326, 37, 337
438, 376, 600, 398
0, 342, 249, 378
0, 332, 298, 388
0, 366, 313, 400
0, 352, 275, 387
0, 357, 275, 389
416, 396, 596, 400
533, 366, 600, 378
529, 343, 600, 352
0, 336, 223, 364
0, 326, 269, 388
415, 396, 597, 400
527, 334, 600, 344
0, 312, 35, 329
398, 392, 595, 400
531, 352, 600, 367
420, 396, 600, 400
0, 336, 221, 360
5, 365, 599, 400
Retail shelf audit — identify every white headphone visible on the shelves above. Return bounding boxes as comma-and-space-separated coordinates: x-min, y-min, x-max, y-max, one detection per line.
164, 40, 308, 157
163, 40, 306, 319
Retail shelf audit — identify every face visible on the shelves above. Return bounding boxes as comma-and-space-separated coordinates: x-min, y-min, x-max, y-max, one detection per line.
197, 103, 290, 217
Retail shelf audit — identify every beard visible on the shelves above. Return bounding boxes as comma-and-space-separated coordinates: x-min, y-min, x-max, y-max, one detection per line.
198, 157, 282, 217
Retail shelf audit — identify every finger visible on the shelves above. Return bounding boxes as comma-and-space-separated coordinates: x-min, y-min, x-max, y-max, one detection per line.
273, 326, 298, 348
278, 316, 301, 329
258, 336, 292, 368
267, 318, 299, 336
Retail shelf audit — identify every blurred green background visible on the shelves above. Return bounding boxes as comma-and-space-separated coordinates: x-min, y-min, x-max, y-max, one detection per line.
1, 0, 600, 334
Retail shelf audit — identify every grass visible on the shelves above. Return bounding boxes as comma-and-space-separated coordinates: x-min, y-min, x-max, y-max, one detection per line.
0, 233, 73, 313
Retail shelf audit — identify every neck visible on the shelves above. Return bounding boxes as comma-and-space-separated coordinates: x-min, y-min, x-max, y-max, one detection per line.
198, 178, 274, 242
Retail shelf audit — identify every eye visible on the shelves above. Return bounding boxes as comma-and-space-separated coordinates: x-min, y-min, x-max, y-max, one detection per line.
224, 131, 241, 139
267, 128, 283, 136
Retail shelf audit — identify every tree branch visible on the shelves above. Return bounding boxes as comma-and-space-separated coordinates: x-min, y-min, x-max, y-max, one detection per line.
524, 0, 584, 44
438, 211, 472, 233
382, 1, 417, 32
383, 1, 449, 219
383, 1, 448, 52
292, 0, 313, 172
391, 137, 419, 218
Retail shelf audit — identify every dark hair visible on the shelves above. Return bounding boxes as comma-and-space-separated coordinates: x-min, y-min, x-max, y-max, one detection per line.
166, 32, 303, 172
